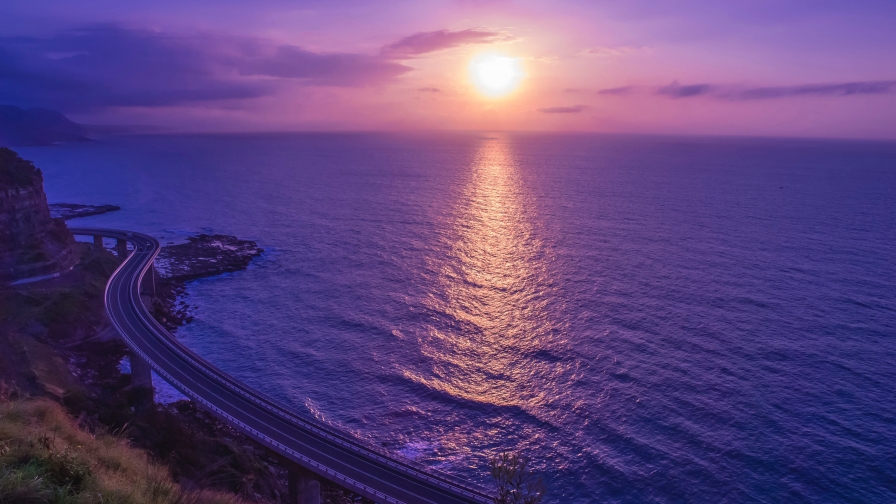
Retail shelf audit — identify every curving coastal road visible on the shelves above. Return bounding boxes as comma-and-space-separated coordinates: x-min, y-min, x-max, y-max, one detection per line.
69, 227, 492, 504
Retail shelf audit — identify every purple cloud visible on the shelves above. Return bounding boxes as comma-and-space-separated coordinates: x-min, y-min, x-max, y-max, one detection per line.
648, 80, 896, 100
0, 25, 411, 111
732, 81, 896, 100
230, 43, 408, 85
380, 29, 509, 59
657, 81, 717, 98
538, 105, 588, 114
597, 86, 635, 95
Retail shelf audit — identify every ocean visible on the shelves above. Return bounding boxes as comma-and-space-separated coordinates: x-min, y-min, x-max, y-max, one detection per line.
19, 132, 896, 503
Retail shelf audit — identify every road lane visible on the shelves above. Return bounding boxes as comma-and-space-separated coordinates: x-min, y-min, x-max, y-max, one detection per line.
70, 227, 492, 504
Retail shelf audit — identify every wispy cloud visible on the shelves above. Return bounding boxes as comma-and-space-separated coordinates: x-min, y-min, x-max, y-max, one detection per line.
596, 80, 896, 101
0, 25, 412, 111
417, 87, 441, 93
597, 86, 635, 96
538, 105, 588, 113
380, 29, 511, 59
656, 81, 717, 98
587, 46, 648, 58
230, 45, 408, 85
732, 81, 896, 99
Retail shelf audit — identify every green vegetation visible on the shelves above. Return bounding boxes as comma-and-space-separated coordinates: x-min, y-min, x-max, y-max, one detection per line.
489, 452, 545, 504
0, 397, 243, 504
0, 147, 42, 187
1, 244, 285, 502
0, 244, 117, 400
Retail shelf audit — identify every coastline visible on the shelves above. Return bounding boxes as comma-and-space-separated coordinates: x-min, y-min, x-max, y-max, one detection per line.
1, 226, 368, 503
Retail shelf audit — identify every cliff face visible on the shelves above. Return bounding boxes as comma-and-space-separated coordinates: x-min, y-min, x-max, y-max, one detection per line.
0, 148, 74, 282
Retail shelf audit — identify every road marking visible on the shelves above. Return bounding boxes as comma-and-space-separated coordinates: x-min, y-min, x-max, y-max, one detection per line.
72, 228, 492, 504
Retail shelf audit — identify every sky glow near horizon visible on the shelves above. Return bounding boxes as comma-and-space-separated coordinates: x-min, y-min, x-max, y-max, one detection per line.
1, 0, 895, 138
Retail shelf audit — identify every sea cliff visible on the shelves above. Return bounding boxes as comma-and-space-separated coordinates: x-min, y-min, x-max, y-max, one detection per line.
0, 147, 75, 282
0, 148, 365, 504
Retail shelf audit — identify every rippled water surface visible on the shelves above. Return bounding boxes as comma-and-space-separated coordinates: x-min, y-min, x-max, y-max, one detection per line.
21, 133, 896, 503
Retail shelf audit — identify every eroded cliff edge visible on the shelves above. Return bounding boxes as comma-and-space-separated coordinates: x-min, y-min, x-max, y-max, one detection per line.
0, 147, 75, 282
0, 148, 364, 503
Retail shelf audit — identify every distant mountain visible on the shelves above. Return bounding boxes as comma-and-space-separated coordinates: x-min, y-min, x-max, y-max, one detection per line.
82, 123, 172, 136
0, 105, 91, 146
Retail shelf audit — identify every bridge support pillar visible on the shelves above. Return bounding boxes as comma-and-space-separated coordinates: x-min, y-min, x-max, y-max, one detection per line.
93, 235, 103, 248
142, 264, 157, 297
116, 238, 128, 259
130, 352, 154, 409
288, 470, 320, 504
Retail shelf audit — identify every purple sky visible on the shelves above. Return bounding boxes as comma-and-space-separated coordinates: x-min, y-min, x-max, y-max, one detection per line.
2, 0, 895, 138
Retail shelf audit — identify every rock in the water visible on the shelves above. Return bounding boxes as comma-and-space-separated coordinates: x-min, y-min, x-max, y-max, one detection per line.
156, 234, 263, 282
0, 148, 75, 282
150, 234, 263, 329
49, 203, 121, 220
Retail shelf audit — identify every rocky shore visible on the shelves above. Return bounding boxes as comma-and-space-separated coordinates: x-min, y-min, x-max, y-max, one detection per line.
157, 234, 264, 282
1, 148, 368, 503
2, 236, 365, 503
150, 234, 264, 329
49, 202, 121, 220
144, 234, 368, 503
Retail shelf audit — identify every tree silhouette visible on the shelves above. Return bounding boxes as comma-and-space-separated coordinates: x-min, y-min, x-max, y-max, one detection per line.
490, 452, 546, 504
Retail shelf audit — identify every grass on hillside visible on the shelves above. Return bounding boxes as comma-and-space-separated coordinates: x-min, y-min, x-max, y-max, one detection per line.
0, 397, 245, 504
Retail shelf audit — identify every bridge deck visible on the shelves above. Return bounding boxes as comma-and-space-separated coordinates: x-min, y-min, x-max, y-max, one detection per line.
70, 227, 491, 504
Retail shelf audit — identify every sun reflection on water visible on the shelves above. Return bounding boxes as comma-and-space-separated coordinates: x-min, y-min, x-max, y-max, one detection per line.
407, 136, 574, 418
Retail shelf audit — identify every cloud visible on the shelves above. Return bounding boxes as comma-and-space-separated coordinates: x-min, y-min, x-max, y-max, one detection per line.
538, 105, 588, 114
732, 81, 896, 100
380, 29, 510, 59
418, 87, 441, 93
0, 25, 411, 111
597, 86, 635, 95
230, 43, 408, 85
587, 46, 646, 58
656, 81, 717, 98
651, 80, 896, 100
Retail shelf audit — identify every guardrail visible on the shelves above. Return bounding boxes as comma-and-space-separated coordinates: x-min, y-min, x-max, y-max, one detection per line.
70, 227, 493, 504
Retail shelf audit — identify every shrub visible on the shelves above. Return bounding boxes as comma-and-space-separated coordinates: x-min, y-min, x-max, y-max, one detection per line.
489, 452, 546, 504
0, 397, 242, 504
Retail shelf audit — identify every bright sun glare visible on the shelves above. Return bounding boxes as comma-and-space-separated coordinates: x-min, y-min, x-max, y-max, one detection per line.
470, 53, 524, 98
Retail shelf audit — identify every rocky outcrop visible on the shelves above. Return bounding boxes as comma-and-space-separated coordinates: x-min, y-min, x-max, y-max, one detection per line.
49, 203, 121, 220
0, 148, 75, 282
150, 235, 264, 329
155, 234, 263, 282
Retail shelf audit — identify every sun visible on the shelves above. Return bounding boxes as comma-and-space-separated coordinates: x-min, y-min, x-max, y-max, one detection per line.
470, 53, 524, 98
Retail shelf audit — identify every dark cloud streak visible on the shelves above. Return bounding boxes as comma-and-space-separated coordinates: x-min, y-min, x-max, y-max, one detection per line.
231, 44, 408, 84
596, 80, 896, 101
0, 25, 411, 111
597, 86, 635, 95
656, 81, 716, 98
734, 81, 896, 99
538, 105, 588, 113
380, 29, 509, 58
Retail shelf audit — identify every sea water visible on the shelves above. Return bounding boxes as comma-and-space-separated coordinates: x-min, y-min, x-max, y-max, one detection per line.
20, 132, 896, 503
